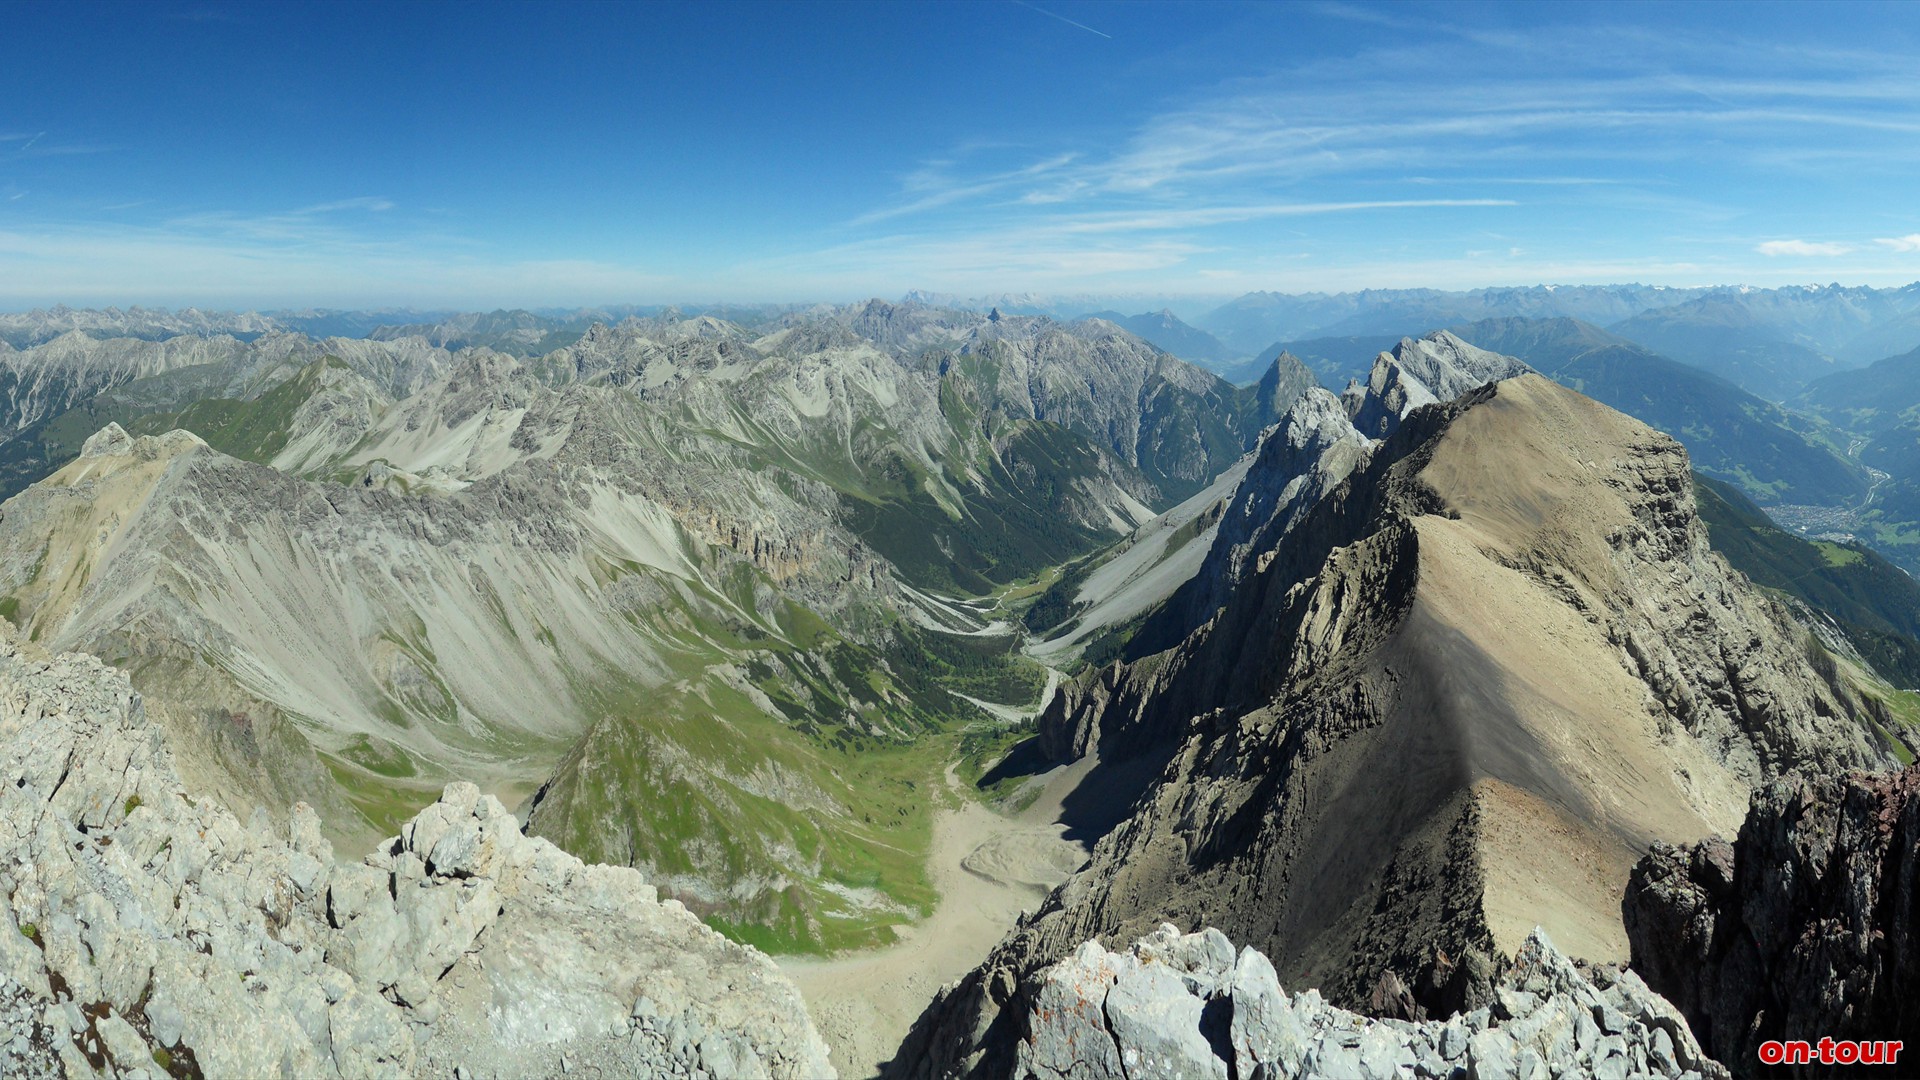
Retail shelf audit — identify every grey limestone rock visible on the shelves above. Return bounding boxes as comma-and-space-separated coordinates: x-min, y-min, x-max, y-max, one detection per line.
1342, 331, 1533, 441
1008, 926, 1725, 1080
0, 624, 834, 1079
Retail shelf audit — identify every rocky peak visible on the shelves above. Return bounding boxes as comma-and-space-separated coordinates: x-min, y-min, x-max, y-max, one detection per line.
73, 424, 207, 466
1119, 385, 1372, 664
1343, 330, 1533, 438
79, 422, 133, 458
918, 374, 1893, 1075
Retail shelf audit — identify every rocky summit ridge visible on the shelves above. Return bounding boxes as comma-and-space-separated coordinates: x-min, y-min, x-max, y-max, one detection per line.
0, 620, 833, 1079
1010, 925, 1726, 1080
902, 341, 1896, 1076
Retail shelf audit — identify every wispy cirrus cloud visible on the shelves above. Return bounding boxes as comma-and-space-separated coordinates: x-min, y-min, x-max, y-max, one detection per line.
1757, 239, 1855, 257
1052, 199, 1517, 235
850, 154, 1077, 226
161, 197, 401, 244
836, 15, 1920, 292
299, 196, 395, 214
3, 130, 114, 158
1877, 235, 1920, 253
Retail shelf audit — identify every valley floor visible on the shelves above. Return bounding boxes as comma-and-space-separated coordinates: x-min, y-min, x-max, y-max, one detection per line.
778, 755, 1106, 1078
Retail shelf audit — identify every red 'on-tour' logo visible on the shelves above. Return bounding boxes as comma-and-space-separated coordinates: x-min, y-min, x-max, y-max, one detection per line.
1759, 1039, 1904, 1067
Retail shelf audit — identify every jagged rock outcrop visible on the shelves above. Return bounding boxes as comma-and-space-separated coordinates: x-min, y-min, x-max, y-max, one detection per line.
0, 624, 834, 1078
1008, 926, 1727, 1080
1343, 330, 1533, 440
905, 369, 1894, 1076
1624, 765, 1920, 1074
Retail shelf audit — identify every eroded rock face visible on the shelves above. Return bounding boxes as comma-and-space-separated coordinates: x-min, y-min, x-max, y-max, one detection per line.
1342, 331, 1533, 440
0, 625, 834, 1079
1010, 926, 1728, 1080
1624, 765, 1920, 1072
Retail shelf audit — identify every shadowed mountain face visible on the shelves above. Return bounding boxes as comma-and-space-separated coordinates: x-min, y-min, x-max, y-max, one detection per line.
898, 359, 1894, 1076
1625, 764, 1920, 1073
1080, 310, 1242, 371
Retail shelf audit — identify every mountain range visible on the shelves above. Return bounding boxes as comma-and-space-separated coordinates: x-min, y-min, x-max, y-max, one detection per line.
0, 301, 1310, 955
1192, 284, 1920, 394
1, 296, 1918, 1079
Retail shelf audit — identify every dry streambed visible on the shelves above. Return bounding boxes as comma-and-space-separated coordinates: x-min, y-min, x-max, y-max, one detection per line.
778, 759, 1095, 1079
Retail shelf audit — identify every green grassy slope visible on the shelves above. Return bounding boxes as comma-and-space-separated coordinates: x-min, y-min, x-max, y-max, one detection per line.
523, 607, 1051, 954
1695, 474, 1920, 686
0, 358, 341, 501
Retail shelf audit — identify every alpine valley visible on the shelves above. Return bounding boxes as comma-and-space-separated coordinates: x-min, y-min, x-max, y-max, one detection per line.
3, 293, 1919, 1080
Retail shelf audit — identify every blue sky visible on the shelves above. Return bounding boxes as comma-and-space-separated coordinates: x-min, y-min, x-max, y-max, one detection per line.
3, 0, 1920, 308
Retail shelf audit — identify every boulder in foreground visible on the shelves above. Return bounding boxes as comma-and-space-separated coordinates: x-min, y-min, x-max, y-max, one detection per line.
0, 623, 835, 1078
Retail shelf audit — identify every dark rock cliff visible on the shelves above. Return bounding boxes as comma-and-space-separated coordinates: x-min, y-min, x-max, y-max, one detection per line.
1625, 765, 1920, 1076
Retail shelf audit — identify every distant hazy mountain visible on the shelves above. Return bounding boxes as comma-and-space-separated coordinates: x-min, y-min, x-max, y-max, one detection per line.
1649, 283, 1920, 366
1795, 342, 1920, 570
1601, 284, 1920, 401
0, 305, 284, 347
1607, 297, 1844, 400
1080, 309, 1243, 370
1255, 334, 1405, 389
369, 308, 602, 355
899, 289, 1228, 324
269, 307, 461, 339
1799, 341, 1920, 434
1449, 316, 1868, 508
1196, 284, 1920, 391
1195, 284, 1708, 355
